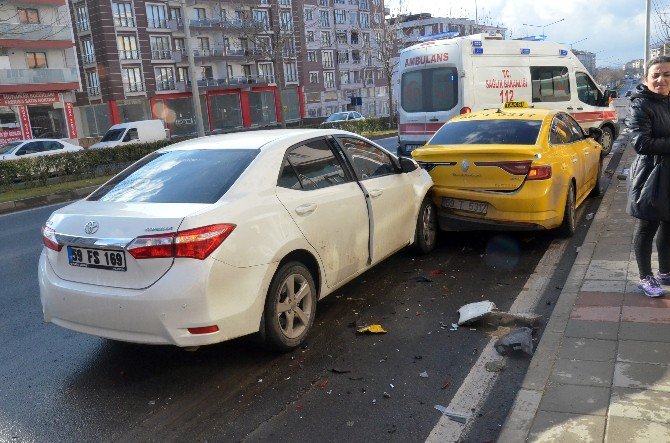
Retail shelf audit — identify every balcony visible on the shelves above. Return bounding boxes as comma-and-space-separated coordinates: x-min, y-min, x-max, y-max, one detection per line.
123, 82, 145, 94
156, 80, 176, 91
0, 24, 73, 48
174, 75, 275, 91
167, 18, 184, 32
87, 85, 100, 96
189, 18, 223, 29
113, 17, 136, 28
119, 50, 141, 61
151, 49, 172, 60
82, 53, 95, 65
147, 19, 169, 30
76, 21, 89, 33
0, 68, 80, 93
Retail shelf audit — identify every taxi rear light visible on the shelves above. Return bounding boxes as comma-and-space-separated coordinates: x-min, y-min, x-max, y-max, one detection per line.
41, 225, 62, 252
474, 160, 532, 175
127, 224, 236, 260
527, 165, 552, 180
188, 325, 219, 334
460, 107, 472, 114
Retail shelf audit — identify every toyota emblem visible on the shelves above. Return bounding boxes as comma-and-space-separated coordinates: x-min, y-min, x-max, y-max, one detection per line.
84, 221, 99, 235
461, 160, 470, 172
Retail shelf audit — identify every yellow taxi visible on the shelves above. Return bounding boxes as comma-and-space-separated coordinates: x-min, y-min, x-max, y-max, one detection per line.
411, 102, 603, 236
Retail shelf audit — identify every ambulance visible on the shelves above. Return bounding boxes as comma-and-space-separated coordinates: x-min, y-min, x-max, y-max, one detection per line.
397, 33, 619, 156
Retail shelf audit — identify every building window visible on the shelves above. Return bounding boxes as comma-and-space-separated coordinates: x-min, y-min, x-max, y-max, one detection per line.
155, 67, 175, 90
81, 39, 95, 64
112, 2, 135, 27
280, 10, 293, 31
340, 71, 349, 84
173, 38, 185, 54
18, 8, 40, 24
319, 10, 330, 27
86, 70, 100, 96
304, 8, 313, 21
201, 66, 213, 80
374, 13, 381, 24
309, 72, 319, 83
177, 66, 189, 83
360, 13, 369, 28
279, 0, 291, 5
319, 0, 329, 6
227, 65, 234, 79
150, 36, 171, 59
117, 35, 139, 59
75, 4, 89, 31
324, 71, 335, 89
194, 7, 206, 19
284, 62, 297, 82
322, 50, 333, 68
253, 10, 269, 30
360, 0, 369, 9
306, 31, 315, 42
258, 62, 274, 81
321, 31, 331, 46
197, 37, 210, 55
349, 11, 357, 25
335, 10, 346, 24
362, 32, 370, 47
146, 3, 167, 28
336, 31, 347, 44
307, 51, 316, 62
169, 7, 182, 22
337, 50, 349, 64
26, 52, 47, 69
122, 67, 144, 92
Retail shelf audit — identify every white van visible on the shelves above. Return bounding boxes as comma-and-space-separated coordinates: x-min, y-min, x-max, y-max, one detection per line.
397, 34, 619, 156
90, 119, 167, 149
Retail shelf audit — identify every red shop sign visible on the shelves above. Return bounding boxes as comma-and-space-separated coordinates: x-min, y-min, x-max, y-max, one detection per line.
0, 92, 60, 107
64, 102, 78, 139
0, 129, 23, 143
18, 105, 32, 140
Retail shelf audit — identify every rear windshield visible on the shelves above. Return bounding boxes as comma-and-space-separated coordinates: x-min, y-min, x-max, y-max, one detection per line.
401, 67, 458, 113
0, 141, 21, 155
100, 128, 126, 142
87, 149, 259, 203
429, 120, 542, 145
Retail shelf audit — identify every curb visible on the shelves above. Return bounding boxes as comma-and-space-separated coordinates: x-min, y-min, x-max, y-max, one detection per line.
498, 137, 635, 442
0, 185, 99, 215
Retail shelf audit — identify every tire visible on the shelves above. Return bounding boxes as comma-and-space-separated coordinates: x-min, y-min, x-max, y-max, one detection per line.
589, 157, 604, 197
599, 126, 614, 156
262, 261, 316, 351
413, 196, 437, 254
559, 182, 576, 237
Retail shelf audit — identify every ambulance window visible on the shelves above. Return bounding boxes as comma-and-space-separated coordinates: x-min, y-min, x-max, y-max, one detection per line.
531, 67, 570, 102
576, 72, 602, 106
401, 67, 458, 113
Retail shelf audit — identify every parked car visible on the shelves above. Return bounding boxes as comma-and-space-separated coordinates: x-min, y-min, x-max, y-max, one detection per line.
39, 129, 436, 350
0, 139, 82, 161
412, 102, 603, 237
90, 119, 167, 149
319, 111, 365, 127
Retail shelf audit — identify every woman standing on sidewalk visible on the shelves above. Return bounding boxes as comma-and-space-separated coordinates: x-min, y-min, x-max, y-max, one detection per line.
627, 55, 670, 297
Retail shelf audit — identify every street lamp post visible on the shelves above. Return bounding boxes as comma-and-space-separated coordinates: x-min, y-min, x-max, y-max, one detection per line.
645, 0, 651, 67
522, 18, 565, 39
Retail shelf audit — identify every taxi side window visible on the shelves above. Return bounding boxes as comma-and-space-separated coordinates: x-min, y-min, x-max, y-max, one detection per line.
549, 117, 571, 145
336, 136, 396, 180
279, 138, 350, 190
558, 113, 585, 142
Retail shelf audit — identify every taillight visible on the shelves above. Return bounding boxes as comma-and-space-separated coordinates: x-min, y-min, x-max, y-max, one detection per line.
41, 225, 62, 251
460, 107, 472, 114
188, 325, 219, 334
527, 165, 552, 180
127, 224, 236, 260
474, 161, 532, 175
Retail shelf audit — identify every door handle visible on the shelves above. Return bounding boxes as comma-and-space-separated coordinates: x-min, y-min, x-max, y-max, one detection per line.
428, 118, 439, 122
567, 107, 574, 110
368, 189, 383, 198
576, 107, 584, 110
295, 203, 317, 215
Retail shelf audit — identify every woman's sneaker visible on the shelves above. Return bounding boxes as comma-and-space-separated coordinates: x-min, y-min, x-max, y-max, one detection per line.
639, 275, 665, 297
657, 272, 670, 286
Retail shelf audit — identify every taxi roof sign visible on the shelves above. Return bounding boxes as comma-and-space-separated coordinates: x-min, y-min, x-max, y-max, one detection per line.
502, 100, 528, 109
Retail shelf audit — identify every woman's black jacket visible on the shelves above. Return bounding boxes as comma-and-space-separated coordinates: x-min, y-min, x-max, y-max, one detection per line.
626, 84, 670, 221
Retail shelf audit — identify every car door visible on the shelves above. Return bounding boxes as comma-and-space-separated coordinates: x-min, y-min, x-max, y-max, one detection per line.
573, 71, 604, 132
560, 113, 598, 198
275, 137, 370, 289
549, 115, 585, 197
335, 136, 416, 264
15, 141, 45, 159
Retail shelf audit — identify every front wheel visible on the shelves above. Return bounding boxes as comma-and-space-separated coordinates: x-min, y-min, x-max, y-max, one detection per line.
559, 182, 576, 237
262, 262, 316, 351
599, 127, 614, 156
413, 196, 437, 254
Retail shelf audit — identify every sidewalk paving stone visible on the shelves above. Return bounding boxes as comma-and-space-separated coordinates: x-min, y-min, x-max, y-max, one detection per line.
550, 359, 614, 387
619, 322, 670, 342
564, 319, 619, 340
618, 340, 670, 365
609, 387, 670, 424
621, 306, 670, 324
581, 280, 627, 293
605, 416, 670, 442
558, 337, 617, 362
570, 305, 621, 322
529, 411, 605, 442
575, 292, 624, 307
613, 362, 670, 392
539, 383, 610, 416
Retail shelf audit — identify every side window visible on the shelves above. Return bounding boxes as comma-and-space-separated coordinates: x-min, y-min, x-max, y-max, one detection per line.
549, 117, 571, 145
123, 128, 139, 142
48, 141, 63, 151
21, 141, 44, 154
558, 113, 584, 142
575, 72, 602, 106
284, 138, 349, 190
353, 112, 362, 119
277, 159, 302, 190
531, 66, 570, 102
337, 136, 396, 180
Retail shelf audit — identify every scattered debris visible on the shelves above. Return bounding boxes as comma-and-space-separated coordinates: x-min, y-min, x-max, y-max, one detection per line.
390, 383, 395, 389
419, 371, 429, 378
441, 381, 451, 390
414, 276, 433, 283
429, 269, 445, 276
318, 379, 329, 388
450, 323, 459, 331
434, 405, 469, 424
331, 367, 351, 374
585, 212, 594, 221
346, 421, 355, 427
457, 301, 496, 325
414, 355, 423, 360
148, 400, 155, 405
357, 324, 387, 334
296, 403, 304, 410
457, 301, 541, 328
383, 392, 391, 398
348, 376, 364, 381
485, 360, 506, 372
494, 327, 534, 356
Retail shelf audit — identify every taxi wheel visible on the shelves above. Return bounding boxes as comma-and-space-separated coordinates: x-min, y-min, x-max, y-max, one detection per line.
600, 127, 614, 156
590, 158, 604, 197
263, 261, 316, 351
559, 182, 577, 237
413, 196, 437, 254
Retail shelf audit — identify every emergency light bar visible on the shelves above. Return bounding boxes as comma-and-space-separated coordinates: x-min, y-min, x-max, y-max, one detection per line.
521, 48, 531, 55
473, 48, 484, 54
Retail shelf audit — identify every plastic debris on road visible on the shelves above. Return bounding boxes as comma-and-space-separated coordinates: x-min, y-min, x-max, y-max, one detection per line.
356, 324, 387, 334
494, 327, 534, 356
434, 405, 469, 423
457, 301, 496, 325
419, 371, 429, 378
457, 300, 541, 328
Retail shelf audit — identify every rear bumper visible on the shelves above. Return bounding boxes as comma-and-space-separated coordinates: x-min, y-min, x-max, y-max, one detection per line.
39, 250, 276, 347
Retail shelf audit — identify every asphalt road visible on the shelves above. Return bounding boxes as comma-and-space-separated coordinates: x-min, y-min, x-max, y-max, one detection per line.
0, 143, 621, 441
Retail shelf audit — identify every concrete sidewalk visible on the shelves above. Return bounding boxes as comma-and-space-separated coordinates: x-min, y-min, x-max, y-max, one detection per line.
499, 142, 670, 442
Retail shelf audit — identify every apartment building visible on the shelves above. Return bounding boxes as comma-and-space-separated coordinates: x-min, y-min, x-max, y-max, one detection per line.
572, 49, 596, 74
390, 13, 507, 48
0, 0, 80, 143
70, 0, 304, 138
298, 0, 389, 120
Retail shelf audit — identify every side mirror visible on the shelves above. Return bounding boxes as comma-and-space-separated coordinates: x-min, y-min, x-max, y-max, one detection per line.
604, 89, 618, 100
399, 156, 418, 173
588, 127, 603, 141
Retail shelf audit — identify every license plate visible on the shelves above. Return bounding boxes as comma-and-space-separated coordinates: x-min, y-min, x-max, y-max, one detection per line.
405, 144, 421, 152
442, 197, 488, 215
67, 246, 127, 272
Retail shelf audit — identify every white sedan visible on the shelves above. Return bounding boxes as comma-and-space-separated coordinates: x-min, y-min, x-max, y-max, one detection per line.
0, 139, 82, 160
39, 129, 437, 350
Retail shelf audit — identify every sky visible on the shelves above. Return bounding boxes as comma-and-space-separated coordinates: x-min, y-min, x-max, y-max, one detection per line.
387, 0, 661, 68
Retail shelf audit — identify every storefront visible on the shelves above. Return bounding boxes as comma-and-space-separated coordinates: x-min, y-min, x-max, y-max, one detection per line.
0, 92, 78, 143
